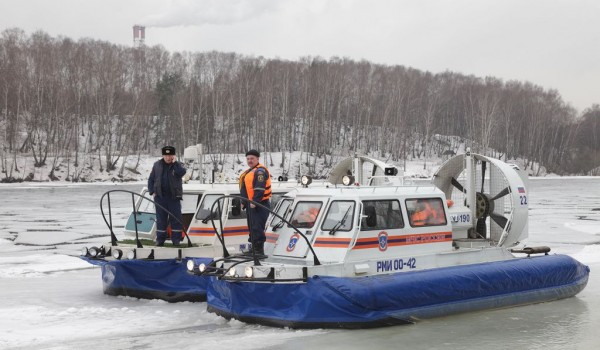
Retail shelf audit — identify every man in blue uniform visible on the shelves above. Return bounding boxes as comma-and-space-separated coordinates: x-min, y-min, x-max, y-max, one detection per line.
148, 146, 187, 246
239, 149, 272, 255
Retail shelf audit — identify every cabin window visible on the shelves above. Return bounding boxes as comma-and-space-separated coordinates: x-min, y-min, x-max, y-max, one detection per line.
228, 194, 247, 220
195, 194, 224, 221
182, 194, 200, 214
321, 201, 355, 232
360, 200, 404, 231
271, 192, 285, 207
138, 191, 155, 213
182, 193, 203, 228
270, 198, 293, 228
289, 201, 323, 229
406, 198, 447, 227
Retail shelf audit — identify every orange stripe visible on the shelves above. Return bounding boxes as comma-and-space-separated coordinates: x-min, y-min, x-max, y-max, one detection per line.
265, 232, 279, 243
188, 227, 216, 237
189, 227, 215, 232
314, 237, 351, 248
352, 231, 452, 250
189, 232, 214, 237
223, 226, 249, 230
223, 232, 249, 237
188, 225, 250, 237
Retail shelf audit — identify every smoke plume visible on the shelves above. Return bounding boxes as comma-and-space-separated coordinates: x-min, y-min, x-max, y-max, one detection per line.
141, 0, 285, 28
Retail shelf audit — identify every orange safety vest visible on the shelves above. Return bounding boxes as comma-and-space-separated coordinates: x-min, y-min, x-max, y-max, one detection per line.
411, 202, 439, 226
299, 207, 319, 224
411, 210, 428, 226
239, 163, 272, 202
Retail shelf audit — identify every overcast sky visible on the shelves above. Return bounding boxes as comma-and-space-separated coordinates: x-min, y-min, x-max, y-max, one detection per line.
1, 0, 598, 111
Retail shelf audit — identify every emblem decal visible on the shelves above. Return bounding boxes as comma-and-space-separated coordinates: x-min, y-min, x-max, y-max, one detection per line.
378, 231, 388, 251
286, 233, 300, 252
257, 174, 265, 182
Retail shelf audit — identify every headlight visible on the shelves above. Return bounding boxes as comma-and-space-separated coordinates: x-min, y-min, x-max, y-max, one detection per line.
88, 246, 99, 257
228, 268, 236, 277
186, 260, 195, 271
342, 175, 355, 186
244, 266, 253, 278
81, 247, 89, 256
199, 263, 206, 273
301, 175, 312, 186
112, 249, 123, 260
126, 250, 136, 260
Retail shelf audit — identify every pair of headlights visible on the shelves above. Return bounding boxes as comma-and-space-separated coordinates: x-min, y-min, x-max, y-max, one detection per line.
81, 246, 102, 258
81, 246, 135, 260
303, 174, 356, 186
111, 249, 136, 260
186, 259, 204, 272
186, 260, 254, 278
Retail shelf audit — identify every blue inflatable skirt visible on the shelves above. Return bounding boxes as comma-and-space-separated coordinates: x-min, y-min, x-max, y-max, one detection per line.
207, 254, 589, 328
81, 257, 213, 302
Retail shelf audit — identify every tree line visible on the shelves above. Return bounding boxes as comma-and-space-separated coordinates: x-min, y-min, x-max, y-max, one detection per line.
1, 28, 598, 180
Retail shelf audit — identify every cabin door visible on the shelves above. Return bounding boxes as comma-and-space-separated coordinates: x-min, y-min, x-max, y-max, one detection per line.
188, 194, 226, 245
124, 190, 156, 238
273, 199, 328, 258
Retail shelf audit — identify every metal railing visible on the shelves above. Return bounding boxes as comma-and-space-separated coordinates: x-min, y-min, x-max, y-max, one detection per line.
99, 189, 193, 248
205, 194, 321, 270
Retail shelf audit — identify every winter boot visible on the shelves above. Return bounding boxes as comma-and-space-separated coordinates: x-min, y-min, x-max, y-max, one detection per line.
254, 242, 265, 256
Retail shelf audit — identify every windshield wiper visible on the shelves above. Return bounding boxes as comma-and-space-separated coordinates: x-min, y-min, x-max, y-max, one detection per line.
272, 220, 285, 231
329, 206, 353, 236
201, 211, 219, 224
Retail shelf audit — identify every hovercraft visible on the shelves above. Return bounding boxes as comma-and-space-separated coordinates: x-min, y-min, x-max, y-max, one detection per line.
190, 151, 589, 328
80, 145, 297, 302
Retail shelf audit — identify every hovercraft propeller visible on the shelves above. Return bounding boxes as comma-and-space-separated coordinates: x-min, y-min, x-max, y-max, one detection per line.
435, 150, 528, 247
449, 160, 512, 239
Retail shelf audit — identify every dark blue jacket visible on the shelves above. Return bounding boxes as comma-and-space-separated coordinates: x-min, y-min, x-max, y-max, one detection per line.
148, 159, 187, 199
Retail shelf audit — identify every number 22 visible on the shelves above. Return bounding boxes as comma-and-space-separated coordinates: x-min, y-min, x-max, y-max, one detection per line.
520, 195, 528, 205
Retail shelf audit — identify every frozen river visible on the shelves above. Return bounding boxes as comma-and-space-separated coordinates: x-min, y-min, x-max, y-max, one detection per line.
1, 178, 599, 350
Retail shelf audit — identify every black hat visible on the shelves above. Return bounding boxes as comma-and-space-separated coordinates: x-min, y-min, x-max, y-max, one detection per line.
162, 146, 176, 155
245, 149, 260, 157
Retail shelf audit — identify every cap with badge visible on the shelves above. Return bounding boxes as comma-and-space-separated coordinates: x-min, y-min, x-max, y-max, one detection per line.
245, 149, 260, 157
162, 146, 176, 155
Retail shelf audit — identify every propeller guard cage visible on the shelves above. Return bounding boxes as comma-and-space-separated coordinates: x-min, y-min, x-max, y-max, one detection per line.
433, 152, 528, 247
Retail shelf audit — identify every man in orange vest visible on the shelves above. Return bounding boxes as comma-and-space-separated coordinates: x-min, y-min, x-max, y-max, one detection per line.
411, 201, 438, 227
239, 149, 272, 255
294, 207, 319, 227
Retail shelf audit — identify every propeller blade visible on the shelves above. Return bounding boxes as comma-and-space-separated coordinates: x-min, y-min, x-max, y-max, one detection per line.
480, 161, 486, 193
491, 187, 510, 201
490, 212, 508, 229
476, 217, 487, 237
451, 177, 465, 193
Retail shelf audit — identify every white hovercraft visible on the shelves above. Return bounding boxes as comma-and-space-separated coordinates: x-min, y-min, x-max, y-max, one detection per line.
80, 145, 297, 301
190, 150, 590, 328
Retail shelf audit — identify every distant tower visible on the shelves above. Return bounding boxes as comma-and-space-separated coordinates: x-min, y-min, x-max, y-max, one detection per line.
133, 25, 145, 47
132, 25, 146, 89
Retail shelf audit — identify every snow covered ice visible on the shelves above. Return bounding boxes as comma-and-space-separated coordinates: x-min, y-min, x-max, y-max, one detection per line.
1, 177, 599, 350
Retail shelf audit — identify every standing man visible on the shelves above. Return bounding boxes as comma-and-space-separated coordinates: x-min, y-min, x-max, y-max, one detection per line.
148, 146, 187, 246
239, 149, 272, 255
